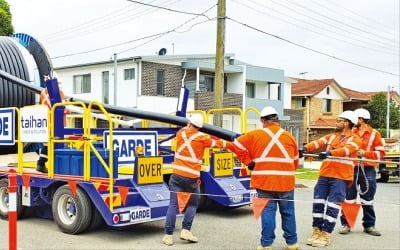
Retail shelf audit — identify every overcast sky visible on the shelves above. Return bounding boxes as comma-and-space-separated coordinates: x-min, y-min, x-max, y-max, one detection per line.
7, 0, 400, 92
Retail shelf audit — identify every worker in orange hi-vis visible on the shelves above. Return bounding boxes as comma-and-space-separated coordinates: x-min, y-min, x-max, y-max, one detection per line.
339, 108, 385, 236
299, 110, 362, 248
162, 113, 227, 246
226, 106, 300, 250
36, 72, 68, 173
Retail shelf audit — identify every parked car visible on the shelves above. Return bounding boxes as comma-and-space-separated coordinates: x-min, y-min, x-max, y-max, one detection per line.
377, 138, 400, 183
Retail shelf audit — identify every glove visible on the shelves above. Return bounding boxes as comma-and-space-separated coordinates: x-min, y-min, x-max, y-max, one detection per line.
298, 146, 307, 158
319, 151, 331, 159
247, 161, 255, 171
357, 150, 365, 158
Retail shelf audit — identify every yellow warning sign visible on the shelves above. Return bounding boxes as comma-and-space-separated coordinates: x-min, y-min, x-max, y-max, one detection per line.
213, 152, 234, 177
136, 156, 164, 184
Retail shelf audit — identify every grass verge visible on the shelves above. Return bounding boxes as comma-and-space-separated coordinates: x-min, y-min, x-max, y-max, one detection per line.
295, 168, 319, 180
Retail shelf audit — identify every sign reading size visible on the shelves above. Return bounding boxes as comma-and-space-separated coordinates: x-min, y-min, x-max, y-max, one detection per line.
213, 152, 234, 177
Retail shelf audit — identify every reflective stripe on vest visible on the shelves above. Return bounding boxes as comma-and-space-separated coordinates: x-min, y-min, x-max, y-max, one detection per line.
172, 164, 201, 176
251, 170, 295, 176
367, 129, 376, 151
253, 128, 294, 164
175, 131, 203, 164
41, 91, 51, 108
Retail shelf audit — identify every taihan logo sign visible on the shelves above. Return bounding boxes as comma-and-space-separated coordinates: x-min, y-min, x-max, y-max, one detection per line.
20, 105, 49, 142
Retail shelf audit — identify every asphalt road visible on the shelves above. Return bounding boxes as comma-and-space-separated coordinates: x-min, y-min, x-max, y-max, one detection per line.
0, 178, 399, 250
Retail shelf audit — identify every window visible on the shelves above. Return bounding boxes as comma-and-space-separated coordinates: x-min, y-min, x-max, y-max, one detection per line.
156, 70, 165, 95
323, 98, 332, 112
73, 74, 91, 94
246, 82, 255, 98
326, 86, 330, 95
102, 71, 109, 104
199, 75, 214, 92
295, 98, 306, 108
124, 68, 135, 80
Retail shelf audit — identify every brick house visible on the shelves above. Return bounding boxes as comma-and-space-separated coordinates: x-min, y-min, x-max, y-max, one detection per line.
290, 77, 397, 144
290, 78, 370, 144
56, 54, 302, 141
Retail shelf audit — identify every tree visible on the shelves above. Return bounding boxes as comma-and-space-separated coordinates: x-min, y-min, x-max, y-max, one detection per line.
0, 0, 14, 36
365, 93, 400, 132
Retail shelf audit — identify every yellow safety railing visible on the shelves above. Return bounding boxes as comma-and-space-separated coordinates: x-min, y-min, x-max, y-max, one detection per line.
243, 107, 260, 133
48, 101, 116, 211
87, 101, 115, 211
13, 107, 24, 175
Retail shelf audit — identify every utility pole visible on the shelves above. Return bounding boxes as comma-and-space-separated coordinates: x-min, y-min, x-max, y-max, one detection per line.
113, 53, 118, 106
214, 0, 226, 127
386, 85, 390, 138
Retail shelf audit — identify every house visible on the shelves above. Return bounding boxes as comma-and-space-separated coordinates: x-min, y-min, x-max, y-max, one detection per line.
291, 77, 400, 143
365, 90, 400, 106
291, 78, 349, 143
56, 54, 302, 141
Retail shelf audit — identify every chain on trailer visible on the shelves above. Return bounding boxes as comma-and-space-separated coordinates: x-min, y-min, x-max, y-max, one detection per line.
0, 33, 257, 235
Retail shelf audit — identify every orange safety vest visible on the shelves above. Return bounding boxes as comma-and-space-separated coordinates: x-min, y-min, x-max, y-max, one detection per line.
172, 126, 227, 178
40, 89, 68, 126
228, 124, 299, 192
353, 126, 385, 167
40, 89, 66, 108
305, 130, 362, 181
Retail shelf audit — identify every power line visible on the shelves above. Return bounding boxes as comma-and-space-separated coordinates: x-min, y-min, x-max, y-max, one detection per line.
52, 4, 217, 59
42, 0, 182, 44
227, 17, 399, 76
279, 0, 399, 48
325, 0, 399, 35
116, 7, 216, 54
231, 0, 398, 56
126, 0, 212, 18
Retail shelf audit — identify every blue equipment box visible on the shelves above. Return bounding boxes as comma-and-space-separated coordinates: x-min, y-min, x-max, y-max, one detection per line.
54, 149, 118, 178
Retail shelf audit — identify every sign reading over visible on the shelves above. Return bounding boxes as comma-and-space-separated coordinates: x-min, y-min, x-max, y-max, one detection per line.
213, 152, 234, 177
104, 131, 158, 165
20, 105, 49, 143
135, 156, 164, 185
0, 108, 15, 145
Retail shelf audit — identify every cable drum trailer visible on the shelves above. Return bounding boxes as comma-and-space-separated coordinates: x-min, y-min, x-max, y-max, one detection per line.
0, 33, 254, 234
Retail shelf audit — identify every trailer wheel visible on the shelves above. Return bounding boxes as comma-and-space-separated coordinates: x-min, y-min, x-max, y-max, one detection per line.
52, 185, 92, 234
88, 203, 104, 231
0, 179, 24, 219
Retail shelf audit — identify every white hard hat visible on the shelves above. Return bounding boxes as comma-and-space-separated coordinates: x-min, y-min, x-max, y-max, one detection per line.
354, 108, 370, 120
260, 106, 278, 117
188, 114, 203, 128
339, 110, 358, 125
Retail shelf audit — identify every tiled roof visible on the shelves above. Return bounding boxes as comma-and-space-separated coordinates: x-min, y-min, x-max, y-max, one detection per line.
309, 117, 337, 128
341, 87, 369, 101
291, 78, 336, 96
364, 91, 400, 100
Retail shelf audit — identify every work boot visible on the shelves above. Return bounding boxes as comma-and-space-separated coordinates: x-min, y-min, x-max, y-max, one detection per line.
256, 246, 272, 250
364, 227, 381, 236
312, 231, 331, 247
180, 229, 198, 242
306, 226, 321, 245
339, 225, 351, 234
162, 234, 173, 246
36, 163, 48, 173
287, 243, 299, 250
